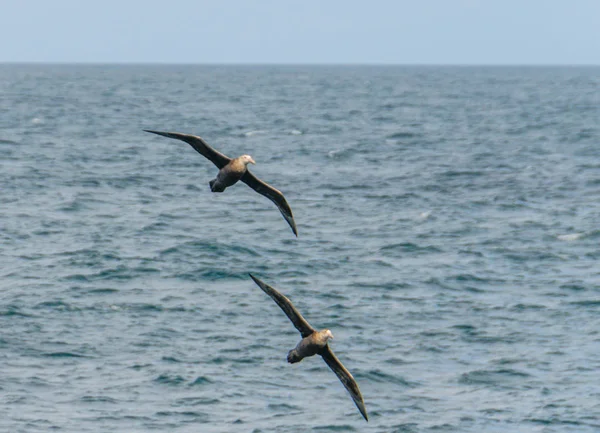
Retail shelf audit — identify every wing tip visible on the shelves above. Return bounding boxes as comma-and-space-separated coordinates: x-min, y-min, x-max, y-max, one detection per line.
286, 215, 298, 237
144, 129, 168, 137
249, 273, 265, 290
352, 391, 369, 421
359, 404, 369, 422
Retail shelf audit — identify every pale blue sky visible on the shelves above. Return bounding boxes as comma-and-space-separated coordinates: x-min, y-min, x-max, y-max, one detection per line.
2, 0, 599, 64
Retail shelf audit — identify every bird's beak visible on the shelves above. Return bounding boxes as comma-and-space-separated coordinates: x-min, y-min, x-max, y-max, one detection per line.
250, 158, 256, 165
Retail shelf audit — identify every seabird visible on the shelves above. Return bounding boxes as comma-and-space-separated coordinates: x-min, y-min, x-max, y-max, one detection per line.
144, 130, 298, 236
249, 274, 368, 421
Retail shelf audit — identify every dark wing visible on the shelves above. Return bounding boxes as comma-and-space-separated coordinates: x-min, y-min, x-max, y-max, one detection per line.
144, 130, 231, 169
320, 345, 368, 422
241, 171, 298, 237
249, 274, 315, 338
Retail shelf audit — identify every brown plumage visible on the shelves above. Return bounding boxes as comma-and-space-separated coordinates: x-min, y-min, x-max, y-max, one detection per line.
249, 274, 368, 422
144, 130, 297, 236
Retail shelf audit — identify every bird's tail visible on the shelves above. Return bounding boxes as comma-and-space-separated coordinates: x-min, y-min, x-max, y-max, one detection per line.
287, 349, 302, 364
209, 178, 225, 192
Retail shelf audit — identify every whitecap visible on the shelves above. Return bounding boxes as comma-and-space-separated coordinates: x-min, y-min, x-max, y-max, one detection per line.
31, 117, 44, 124
288, 130, 303, 135
557, 233, 584, 241
242, 130, 266, 137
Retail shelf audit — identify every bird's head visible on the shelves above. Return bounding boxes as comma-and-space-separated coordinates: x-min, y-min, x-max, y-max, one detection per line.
323, 329, 334, 341
240, 154, 256, 166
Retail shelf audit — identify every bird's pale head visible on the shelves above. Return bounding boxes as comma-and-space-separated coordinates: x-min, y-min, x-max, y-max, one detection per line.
240, 155, 256, 166
315, 329, 334, 347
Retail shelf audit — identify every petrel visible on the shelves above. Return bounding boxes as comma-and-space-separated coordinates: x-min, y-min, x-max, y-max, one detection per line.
145, 130, 297, 236
249, 274, 368, 421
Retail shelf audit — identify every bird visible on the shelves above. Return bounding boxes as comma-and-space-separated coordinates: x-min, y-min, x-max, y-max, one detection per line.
144, 130, 297, 236
249, 274, 368, 421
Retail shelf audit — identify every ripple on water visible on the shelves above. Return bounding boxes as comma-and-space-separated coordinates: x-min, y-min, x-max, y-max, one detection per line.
458, 368, 531, 388
154, 374, 187, 386
358, 369, 418, 388
43, 351, 88, 358
313, 425, 358, 431
189, 376, 214, 386
175, 397, 220, 406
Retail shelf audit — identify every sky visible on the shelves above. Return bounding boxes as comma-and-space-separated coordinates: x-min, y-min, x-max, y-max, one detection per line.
1, 0, 599, 64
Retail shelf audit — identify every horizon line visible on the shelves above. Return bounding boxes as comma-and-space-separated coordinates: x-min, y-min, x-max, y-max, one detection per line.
1, 61, 599, 67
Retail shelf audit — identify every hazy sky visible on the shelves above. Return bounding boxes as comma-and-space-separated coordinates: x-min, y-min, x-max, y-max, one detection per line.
2, 0, 599, 64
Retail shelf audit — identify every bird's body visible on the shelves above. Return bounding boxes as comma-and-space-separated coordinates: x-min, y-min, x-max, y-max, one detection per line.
249, 274, 368, 422
287, 329, 333, 363
144, 130, 297, 236
209, 155, 256, 192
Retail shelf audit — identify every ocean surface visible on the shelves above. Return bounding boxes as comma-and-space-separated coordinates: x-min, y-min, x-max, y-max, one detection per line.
1, 64, 600, 432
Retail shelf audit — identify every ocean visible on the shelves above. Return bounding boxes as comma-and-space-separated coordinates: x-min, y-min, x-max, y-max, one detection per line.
1, 64, 599, 432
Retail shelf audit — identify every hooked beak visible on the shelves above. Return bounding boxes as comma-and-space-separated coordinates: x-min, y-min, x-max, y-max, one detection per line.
249, 158, 256, 165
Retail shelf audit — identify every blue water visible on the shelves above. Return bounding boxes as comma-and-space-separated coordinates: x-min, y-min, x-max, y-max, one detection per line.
1, 64, 600, 432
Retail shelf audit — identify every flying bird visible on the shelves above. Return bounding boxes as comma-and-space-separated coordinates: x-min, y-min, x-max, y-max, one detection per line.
144, 130, 297, 236
249, 274, 368, 421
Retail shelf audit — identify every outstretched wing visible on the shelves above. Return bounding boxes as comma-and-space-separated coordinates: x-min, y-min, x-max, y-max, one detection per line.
241, 171, 298, 237
144, 130, 231, 169
320, 345, 368, 422
249, 274, 315, 338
